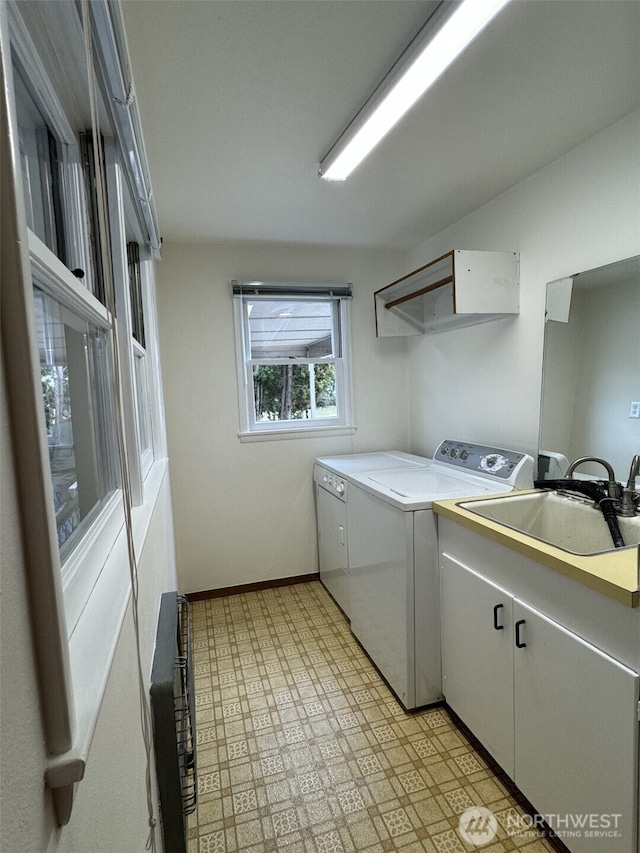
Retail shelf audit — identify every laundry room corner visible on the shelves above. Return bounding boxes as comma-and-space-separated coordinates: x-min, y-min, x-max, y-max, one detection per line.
403, 112, 640, 461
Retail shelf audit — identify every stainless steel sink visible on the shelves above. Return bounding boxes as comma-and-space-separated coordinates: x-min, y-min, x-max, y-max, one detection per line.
459, 490, 640, 556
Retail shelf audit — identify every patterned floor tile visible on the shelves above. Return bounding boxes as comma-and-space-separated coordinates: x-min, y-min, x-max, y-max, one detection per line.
187, 581, 558, 853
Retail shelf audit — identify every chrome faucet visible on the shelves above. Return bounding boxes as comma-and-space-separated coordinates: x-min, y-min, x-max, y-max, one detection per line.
620, 455, 640, 517
565, 456, 621, 501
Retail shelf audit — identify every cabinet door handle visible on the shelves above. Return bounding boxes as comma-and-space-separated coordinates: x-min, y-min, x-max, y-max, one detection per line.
515, 619, 527, 648
493, 603, 504, 630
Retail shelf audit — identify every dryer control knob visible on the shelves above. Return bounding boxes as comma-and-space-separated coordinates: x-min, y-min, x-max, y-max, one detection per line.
336, 482, 345, 495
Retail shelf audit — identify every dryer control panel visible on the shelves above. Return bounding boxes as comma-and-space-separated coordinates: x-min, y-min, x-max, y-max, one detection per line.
314, 465, 347, 501
434, 440, 533, 489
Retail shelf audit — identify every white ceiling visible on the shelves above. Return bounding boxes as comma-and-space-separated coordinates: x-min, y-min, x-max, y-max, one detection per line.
121, 0, 640, 251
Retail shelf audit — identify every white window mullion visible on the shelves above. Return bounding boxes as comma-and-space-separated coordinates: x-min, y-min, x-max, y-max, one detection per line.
105, 144, 143, 505
60, 145, 95, 293
139, 251, 166, 461
309, 362, 317, 419
133, 342, 153, 476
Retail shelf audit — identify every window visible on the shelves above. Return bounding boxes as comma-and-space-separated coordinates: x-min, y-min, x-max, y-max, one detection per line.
10, 33, 96, 297
127, 242, 154, 470
127, 242, 146, 347
13, 61, 67, 259
233, 282, 354, 438
29, 231, 126, 633
104, 149, 156, 490
134, 348, 152, 453
4, 0, 166, 820
80, 132, 109, 304
34, 285, 118, 558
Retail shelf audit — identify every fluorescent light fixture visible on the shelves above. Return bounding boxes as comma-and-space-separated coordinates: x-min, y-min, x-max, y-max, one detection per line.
319, 0, 511, 181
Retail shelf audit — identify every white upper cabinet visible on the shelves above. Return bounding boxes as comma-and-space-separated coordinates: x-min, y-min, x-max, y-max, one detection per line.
374, 249, 519, 336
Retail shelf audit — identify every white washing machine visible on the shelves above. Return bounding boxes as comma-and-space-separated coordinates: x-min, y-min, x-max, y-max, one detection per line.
314, 441, 534, 710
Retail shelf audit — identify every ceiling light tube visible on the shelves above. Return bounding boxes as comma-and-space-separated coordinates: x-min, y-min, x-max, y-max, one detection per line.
319, 0, 511, 182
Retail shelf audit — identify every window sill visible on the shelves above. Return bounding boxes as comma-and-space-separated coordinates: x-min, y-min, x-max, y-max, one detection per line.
238, 425, 357, 443
63, 492, 125, 638
45, 458, 169, 809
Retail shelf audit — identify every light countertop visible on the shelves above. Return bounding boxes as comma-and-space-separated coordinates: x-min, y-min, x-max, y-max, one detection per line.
434, 491, 640, 608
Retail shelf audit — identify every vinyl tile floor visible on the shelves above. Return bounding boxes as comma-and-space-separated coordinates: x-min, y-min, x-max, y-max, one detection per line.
187, 580, 557, 853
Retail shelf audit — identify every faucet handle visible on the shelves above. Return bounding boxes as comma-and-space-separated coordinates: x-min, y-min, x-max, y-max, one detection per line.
627, 455, 640, 490
606, 480, 623, 501
619, 456, 640, 516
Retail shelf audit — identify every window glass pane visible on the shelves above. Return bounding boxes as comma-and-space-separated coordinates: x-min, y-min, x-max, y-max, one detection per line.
247, 299, 333, 359
134, 353, 152, 454
253, 363, 337, 422
34, 286, 119, 556
80, 133, 108, 305
127, 243, 146, 348
313, 363, 337, 418
13, 58, 66, 260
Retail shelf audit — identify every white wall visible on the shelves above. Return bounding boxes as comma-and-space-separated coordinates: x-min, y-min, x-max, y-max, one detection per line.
155, 242, 409, 594
0, 357, 178, 853
404, 110, 640, 464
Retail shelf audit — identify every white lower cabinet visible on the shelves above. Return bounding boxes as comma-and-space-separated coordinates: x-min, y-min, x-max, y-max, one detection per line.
514, 599, 638, 853
440, 557, 515, 775
441, 553, 639, 853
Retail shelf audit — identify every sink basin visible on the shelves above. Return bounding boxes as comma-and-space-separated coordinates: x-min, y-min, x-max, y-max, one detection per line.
459, 490, 640, 556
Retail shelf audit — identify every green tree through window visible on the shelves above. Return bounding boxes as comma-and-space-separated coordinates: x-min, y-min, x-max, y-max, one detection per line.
253, 363, 336, 421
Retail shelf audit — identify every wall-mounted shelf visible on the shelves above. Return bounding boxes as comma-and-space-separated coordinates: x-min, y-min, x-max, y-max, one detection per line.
374, 250, 519, 337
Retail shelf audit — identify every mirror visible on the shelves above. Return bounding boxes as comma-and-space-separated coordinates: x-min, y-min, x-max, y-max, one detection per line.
539, 255, 640, 483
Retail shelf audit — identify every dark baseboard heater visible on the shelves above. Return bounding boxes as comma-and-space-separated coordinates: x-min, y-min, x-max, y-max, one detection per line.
150, 592, 197, 852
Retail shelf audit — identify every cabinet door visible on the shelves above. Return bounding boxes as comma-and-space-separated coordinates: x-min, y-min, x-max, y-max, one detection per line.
440, 554, 515, 776
316, 486, 350, 616
514, 600, 639, 853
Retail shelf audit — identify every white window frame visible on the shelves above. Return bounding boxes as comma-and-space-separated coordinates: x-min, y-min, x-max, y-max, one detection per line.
2, 0, 167, 824
106, 145, 155, 499
139, 248, 167, 458
9, 1, 96, 294
133, 341, 154, 475
29, 230, 126, 636
233, 282, 356, 441
131, 254, 156, 478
